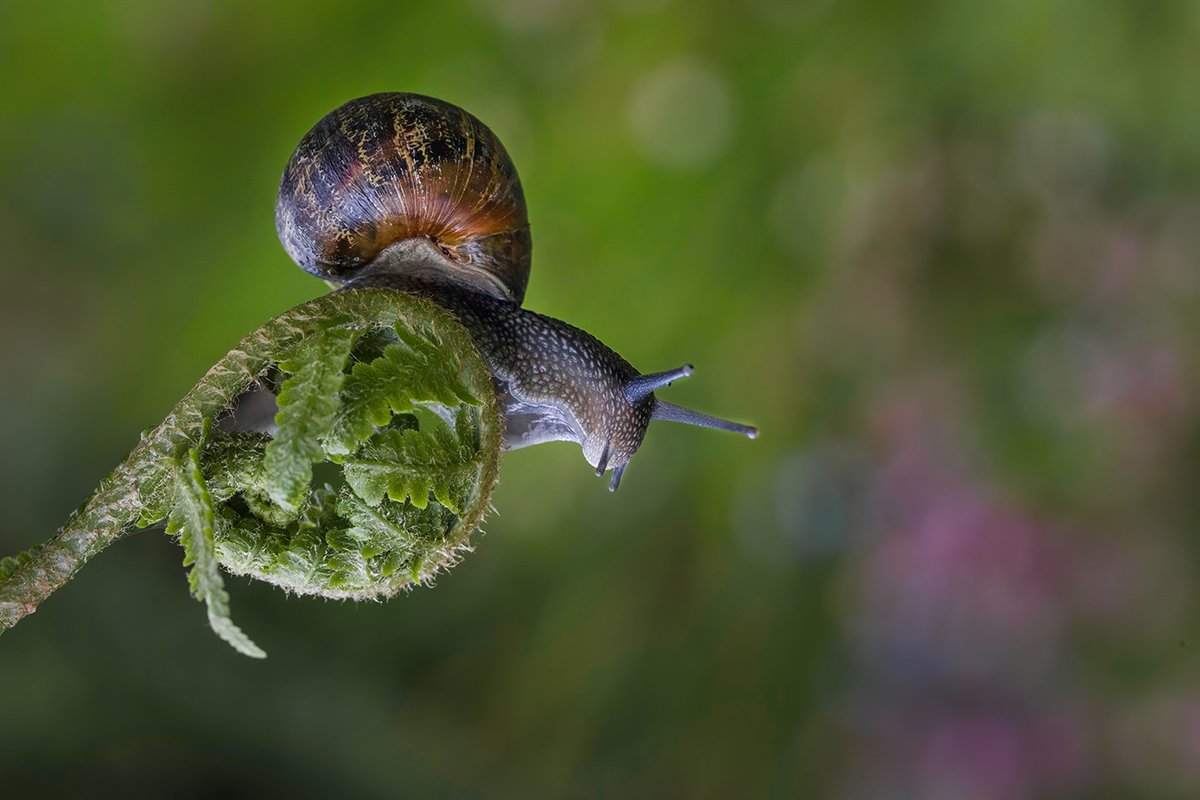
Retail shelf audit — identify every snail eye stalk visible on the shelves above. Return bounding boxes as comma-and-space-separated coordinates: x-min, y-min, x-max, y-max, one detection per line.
652, 400, 759, 439
626, 364, 695, 404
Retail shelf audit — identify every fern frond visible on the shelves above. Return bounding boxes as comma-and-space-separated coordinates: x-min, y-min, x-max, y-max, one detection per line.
325, 329, 480, 456
0, 545, 43, 584
168, 448, 266, 659
1, 288, 502, 654
342, 408, 481, 513
263, 323, 358, 510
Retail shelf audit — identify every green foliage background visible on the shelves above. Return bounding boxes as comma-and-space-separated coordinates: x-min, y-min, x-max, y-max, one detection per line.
3, 1, 1200, 797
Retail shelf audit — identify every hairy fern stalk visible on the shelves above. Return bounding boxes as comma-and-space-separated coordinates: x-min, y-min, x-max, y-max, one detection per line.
0, 288, 503, 658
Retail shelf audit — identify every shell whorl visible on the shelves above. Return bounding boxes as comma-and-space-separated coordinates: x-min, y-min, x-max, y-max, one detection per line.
275, 93, 532, 304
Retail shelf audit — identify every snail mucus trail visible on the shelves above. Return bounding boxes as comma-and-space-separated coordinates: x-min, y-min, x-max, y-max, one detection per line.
269, 93, 756, 492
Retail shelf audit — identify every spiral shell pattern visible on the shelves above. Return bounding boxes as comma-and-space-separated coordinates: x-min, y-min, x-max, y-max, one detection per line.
276, 93, 532, 303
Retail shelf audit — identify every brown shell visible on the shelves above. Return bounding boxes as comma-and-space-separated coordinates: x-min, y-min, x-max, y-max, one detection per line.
275, 93, 531, 304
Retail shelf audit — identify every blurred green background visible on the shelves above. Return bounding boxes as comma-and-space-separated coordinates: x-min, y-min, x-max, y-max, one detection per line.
3, 0, 1200, 797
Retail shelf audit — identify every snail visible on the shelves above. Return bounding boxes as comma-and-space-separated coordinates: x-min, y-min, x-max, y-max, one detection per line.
275, 92, 756, 492
0, 92, 757, 651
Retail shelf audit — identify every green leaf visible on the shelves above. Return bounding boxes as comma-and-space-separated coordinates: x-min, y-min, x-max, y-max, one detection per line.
201, 432, 270, 501
263, 323, 358, 510
325, 325, 480, 456
342, 408, 481, 513
336, 487, 420, 555
136, 453, 177, 528
335, 486, 456, 584
169, 448, 266, 659
0, 545, 43, 583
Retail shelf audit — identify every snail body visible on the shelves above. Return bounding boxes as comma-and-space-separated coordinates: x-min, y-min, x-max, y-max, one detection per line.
276, 93, 755, 491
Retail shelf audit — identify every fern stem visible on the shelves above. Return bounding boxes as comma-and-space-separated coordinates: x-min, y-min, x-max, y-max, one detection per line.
0, 292, 299, 635
0, 459, 145, 632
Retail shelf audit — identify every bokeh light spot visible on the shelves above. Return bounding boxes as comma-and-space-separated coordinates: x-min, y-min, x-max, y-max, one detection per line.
627, 58, 734, 170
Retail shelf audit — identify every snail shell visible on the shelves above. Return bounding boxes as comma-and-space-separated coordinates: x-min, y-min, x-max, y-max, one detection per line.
275, 92, 532, 304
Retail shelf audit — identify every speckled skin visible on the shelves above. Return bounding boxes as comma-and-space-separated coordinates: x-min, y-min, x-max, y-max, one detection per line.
347, 268, 653, 472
